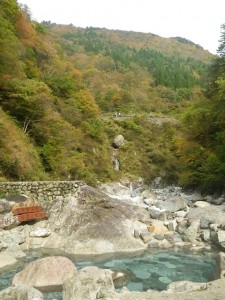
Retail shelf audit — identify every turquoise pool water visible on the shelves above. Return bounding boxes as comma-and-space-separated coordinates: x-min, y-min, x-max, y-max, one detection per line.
0, 248, 217, 299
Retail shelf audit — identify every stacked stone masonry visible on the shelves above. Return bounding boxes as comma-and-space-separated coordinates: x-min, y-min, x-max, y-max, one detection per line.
0, 181, 84, 201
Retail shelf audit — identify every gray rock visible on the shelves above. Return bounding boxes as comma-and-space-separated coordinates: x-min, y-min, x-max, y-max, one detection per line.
0, 284, 44, 300
215, 252, 225, 279
43, 185, 149, 255
211, 230, 225, 250
4, 244, 26, 258
156, 196, 187, 213
0, 199, 11, 213
183, 220, 200, 243
140, 231, 152, 243
0, 253, 17, 269
111, 269, 132, 289
200, 219, 210, 229
148, 240, 159, 248
133, 229, 140, 239
150, 208, 164, 219
176, 220, 188, 234
113, 135, 125, 148
141, 189, 157, 200
164, 233, 183, 245
174, 210, 187, 218
166, 280, 208, 293
200, 230, 211, 243
184, 192, 205, 202
211, 197, 225, 205
209, 223, 219, 231
193, 201, 211, 208
12, 256, 77, 292
143, 198, 158, 206
153, 234, 165, 240
167, 220, 177, 231
186, 206, 225, 225
0, 212, 20, 229
62, 266, 115, 300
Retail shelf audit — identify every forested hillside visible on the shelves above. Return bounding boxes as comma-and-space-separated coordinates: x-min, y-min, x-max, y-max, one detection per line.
1, 0, 222, 190
177, 25, 225, 193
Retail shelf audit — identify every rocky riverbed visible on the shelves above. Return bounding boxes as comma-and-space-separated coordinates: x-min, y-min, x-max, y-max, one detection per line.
1, 180, 225, 299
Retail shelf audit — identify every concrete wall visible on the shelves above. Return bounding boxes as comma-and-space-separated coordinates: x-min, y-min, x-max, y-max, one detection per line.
0, 181, 84, 201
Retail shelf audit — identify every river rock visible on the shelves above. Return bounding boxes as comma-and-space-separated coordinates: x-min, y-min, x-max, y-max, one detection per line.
148, 220, 169, 234
167, 219, 177, 231
113, 135, 125, 148
0, 253, 17, 269
183, 220, 200, 243
0, 230, 26, 258
174, 210, 187, 218
149, 208, 164, 219
12, 256, 77, 292
62, 266, 115, 300
164, 233, 183, 245
29, 228, 51, 238
194, 201, 211, 208
215, 252, 225, 279
0, 212, 20, 229
210, 230, 225, 250
166, 280, 208, 293
200, 219, 210, 229
148, 240, 160, 248
186, 206, 225, 225
176, 219, 188, 235
200, 230, 211, 243
184, 192, 205, 202
153, 233, 165, 240
111, 269, 132, 289
211, 195, 225, 205
140, 231, 152, 243
0, 199, 11, 213
0, 284, 44, 300
156, 196, 187, 213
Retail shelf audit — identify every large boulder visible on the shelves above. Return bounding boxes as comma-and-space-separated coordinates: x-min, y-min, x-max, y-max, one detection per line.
113, 135, 125, 148
42, 185, 149, 254
12, 256, 77, 292
156, 196, 187, 213
63, 266, 115, 300
0, 285, 43, 300
186, 206, 225, 225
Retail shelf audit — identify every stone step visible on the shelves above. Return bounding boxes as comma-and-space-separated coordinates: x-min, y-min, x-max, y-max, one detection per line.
17, 212, 46, 223
12, 206, 42, 216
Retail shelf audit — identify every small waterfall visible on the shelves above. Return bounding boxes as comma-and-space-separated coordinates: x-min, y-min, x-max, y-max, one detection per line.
113, 158, 120, 171
130, 182, 135, 197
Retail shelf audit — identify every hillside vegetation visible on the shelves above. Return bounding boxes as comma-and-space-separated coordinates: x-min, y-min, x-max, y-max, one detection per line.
1, 0, 223, 190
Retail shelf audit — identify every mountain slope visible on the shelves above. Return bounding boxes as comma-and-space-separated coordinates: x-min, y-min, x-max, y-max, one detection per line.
0, 0, 216, 185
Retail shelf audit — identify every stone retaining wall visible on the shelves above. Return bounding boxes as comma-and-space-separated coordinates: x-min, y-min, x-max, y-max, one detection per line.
0, 181, 84, 201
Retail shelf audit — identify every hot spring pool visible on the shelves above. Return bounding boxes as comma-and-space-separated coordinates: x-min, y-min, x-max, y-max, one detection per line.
0, 248, 217, 299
